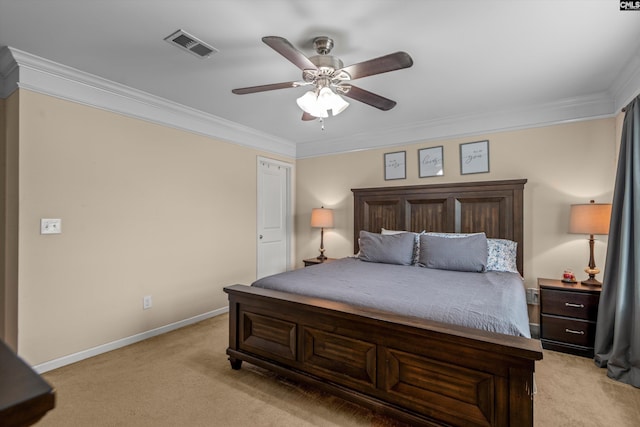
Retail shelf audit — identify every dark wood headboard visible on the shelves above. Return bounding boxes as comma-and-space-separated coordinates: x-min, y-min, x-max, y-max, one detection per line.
352, 179, 527, 274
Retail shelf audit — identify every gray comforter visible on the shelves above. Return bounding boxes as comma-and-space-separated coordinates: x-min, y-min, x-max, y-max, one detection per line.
252, 257, 531, 338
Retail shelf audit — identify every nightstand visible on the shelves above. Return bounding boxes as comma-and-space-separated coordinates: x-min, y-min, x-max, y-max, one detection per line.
303, 257, 337, 267
539, 278, 601, 357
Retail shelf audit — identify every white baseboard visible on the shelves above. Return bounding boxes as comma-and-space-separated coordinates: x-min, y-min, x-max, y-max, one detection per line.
33, 307, 229, 374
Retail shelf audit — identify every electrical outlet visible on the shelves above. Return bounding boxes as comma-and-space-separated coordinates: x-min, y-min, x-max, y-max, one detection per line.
529, 323, 540, 339
526, 288, 540, 305
143, 295, 152, 310
41, 218, 62, 234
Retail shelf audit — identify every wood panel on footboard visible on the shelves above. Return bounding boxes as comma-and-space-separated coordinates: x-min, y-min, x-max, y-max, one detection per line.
225, 284, 543, 427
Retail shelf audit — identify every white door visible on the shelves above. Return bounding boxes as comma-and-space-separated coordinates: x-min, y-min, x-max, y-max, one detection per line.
257, 157, 291, 279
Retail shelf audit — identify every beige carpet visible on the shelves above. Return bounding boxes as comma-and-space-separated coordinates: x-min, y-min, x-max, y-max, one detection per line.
39, 314, 640, 427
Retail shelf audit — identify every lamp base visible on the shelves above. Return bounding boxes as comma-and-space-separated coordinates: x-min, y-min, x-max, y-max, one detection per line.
582, 266, 602, 287
316, 227, 328, 261
581, 277, 602, 287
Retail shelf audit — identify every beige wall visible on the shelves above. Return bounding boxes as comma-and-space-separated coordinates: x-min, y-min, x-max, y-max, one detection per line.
296, 119, 617, 323
3, 86, 621, 364
14, 90, 292, 365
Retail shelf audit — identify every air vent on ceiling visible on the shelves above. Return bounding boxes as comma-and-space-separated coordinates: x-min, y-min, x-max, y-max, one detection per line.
164, 29, 218, 58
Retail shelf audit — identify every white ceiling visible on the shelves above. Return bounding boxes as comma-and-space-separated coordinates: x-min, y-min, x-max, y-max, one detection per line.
1, 1, 640, 158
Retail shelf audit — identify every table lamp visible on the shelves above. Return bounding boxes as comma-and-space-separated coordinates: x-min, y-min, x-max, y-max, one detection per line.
569, 200, 612, 286
310, 207, 334, 260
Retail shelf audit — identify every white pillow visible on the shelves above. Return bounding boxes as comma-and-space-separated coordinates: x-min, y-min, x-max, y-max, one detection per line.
380, 228, 407, 235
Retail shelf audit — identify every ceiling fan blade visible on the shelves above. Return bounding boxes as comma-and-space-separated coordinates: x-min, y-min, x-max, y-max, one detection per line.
262, 36, 318, 71
301, 112, 316, 121
232, 81, 300, 95
340, 85, 397, 111
339, 52, 413, 80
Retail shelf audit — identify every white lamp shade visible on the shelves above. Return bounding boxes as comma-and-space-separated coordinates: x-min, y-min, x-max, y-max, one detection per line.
310, 207, 334, 228
330, 93, 349, 116
296, 91, 328, 118
316, 87, 334, 108
317, 87, 349, 116
297, 87, 349, 118
569, 202, 612, 235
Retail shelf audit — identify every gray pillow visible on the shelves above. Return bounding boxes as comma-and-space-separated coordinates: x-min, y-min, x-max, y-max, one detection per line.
358, 230, 415, 265
418, 233, 488, 272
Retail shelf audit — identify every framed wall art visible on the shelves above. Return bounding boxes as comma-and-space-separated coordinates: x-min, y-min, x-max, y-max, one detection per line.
418, 146, 444, 178
384, 151, 406, 180
460, 140, 490, 175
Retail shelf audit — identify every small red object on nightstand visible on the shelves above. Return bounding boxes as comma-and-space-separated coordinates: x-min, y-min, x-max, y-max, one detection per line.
562, 269, 577, 283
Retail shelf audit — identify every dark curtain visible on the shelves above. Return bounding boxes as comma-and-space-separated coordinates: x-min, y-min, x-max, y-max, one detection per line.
593, 95, 640, 388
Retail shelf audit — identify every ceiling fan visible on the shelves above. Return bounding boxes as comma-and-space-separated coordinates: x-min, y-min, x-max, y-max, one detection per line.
232, 36, 413, 122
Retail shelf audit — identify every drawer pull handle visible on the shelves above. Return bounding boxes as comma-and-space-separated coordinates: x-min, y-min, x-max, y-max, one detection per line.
565, 328, 585, 335
565, 302, 584, 308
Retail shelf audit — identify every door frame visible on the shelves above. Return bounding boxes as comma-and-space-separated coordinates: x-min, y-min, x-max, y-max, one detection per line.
256, 156, 294, 277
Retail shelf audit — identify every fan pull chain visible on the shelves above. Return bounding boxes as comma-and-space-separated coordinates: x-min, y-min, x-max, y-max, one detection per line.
320, 118, 325, 131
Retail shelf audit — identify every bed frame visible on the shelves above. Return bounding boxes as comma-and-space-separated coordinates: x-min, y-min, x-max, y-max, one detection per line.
225, 179, 543, 426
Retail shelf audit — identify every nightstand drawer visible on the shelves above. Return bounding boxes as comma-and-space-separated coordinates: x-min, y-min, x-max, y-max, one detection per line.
540, 314, 596, 347
540, 289, 599, 320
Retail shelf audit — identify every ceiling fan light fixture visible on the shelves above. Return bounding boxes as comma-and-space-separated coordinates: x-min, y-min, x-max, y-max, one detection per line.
329, 92, 350, 116
233, 36, 413, 124
297, 87, 349, 118
296, 90, 329, 118
316, 87, 335, 110
318, 87, 349, 116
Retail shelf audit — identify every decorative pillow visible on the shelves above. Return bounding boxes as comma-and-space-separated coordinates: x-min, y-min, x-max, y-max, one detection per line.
486, 238, 519, 273
381, 228, 423, 264
418, 233, 488, 272
358, 230, 415, 265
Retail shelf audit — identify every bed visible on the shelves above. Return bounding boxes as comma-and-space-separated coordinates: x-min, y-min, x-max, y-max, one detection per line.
224, 179, 543, 427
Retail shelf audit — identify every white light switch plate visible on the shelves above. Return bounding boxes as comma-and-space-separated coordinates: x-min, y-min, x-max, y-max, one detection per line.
41, 218, 62, 234
143, 295, 152, 310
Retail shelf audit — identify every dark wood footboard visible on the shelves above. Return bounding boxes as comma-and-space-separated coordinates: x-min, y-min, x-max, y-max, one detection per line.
225, 284, 543, 427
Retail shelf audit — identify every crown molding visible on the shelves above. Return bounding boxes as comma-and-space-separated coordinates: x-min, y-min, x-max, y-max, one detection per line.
4, 45, 639, 160
611, 49, 640, 111
296, 92, 616, 158
2, 47, 296, 158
